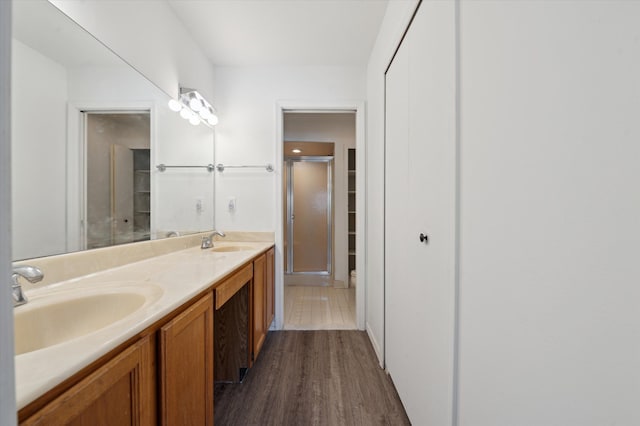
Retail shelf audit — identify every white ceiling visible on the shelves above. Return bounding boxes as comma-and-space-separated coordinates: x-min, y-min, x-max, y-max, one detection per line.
166, 0, 389, 67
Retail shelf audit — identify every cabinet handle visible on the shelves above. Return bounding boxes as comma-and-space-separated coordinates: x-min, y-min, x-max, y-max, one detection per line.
419, 233, 428, 243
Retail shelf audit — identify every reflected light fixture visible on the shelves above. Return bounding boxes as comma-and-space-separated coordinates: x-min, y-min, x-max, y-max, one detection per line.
168, 99, 182, 112
167, 87, 218, 127
292, 148, 302, 154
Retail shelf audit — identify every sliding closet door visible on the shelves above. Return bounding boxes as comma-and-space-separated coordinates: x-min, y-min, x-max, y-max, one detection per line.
384, 1, 457, 424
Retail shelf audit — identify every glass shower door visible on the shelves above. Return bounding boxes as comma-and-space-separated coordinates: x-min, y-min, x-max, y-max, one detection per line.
286, 158, 333, 274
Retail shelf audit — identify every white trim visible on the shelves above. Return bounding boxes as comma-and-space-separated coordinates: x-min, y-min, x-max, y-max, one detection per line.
275, 100, 366, 330
355, 101, 366, 331
367, 322, 384, 368
66, 101, 157, 251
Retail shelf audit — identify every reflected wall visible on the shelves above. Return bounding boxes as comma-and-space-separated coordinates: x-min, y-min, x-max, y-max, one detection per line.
11, 0, 214, 260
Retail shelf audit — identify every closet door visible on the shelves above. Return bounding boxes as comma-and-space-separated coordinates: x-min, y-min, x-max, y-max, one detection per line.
384, 2, 457, 425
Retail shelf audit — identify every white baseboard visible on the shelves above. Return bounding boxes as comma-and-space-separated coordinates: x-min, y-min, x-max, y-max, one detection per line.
366, 322, 384, 368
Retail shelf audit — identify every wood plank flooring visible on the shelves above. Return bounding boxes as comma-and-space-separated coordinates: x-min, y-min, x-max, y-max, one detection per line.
214, 331, 410, 425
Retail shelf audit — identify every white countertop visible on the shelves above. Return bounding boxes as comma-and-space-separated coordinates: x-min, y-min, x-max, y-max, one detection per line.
15, 241, 273, 410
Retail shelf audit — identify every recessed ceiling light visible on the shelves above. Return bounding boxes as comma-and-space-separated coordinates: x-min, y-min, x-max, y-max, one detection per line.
292, 148, 302, 154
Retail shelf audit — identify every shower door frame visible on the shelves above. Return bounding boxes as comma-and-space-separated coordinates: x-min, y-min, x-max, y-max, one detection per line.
285, 156, 334, 276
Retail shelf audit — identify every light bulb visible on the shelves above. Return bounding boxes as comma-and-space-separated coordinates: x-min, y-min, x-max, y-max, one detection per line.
199, 108, 211, 120
207, 114, 219, 126
189, 114, 200, 125
180, 108, 191, 119
189, 95, 203, 112
292, 149, 302, 154
168, 99, 182, 112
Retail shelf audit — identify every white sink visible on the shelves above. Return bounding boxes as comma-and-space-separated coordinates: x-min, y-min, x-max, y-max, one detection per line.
14, 284, 162, 355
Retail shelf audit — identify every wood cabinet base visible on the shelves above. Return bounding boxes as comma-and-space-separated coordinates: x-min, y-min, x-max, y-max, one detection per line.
22, 336, 155, 426
160, 293, 214, 426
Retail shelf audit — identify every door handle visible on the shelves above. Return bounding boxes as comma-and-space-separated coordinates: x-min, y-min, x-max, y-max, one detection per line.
419, 233, 428, 243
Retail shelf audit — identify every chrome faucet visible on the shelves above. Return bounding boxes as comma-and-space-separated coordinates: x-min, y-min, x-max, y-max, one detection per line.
12, 265, 44, 307
201, 230, 226, 249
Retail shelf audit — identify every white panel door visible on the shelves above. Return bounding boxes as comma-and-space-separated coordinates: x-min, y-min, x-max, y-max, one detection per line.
385, 2, 457, 424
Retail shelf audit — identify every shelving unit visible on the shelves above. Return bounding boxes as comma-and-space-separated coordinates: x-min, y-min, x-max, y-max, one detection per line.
348, 149, 356, 273
133, 149, 151, 242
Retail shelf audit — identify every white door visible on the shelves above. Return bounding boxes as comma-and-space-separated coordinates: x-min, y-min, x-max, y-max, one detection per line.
384, 2, 457, 424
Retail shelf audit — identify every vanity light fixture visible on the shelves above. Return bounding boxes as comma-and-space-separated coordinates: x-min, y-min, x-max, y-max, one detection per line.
167, 87, 218, 127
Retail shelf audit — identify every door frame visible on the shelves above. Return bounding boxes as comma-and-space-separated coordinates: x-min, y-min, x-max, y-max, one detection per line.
275, 101, 366, 331
285, 156, 334, 276
67, 102, 156, 252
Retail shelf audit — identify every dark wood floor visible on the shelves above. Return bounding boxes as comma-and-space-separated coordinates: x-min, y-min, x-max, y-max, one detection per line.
214, 331, 410, 426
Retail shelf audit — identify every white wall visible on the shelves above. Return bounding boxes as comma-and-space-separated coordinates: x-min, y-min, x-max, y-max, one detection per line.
213, 66, 364, 231
457, 2, 640, 424
49, 0, 215, 101
213, 65, 365, 329
284, 113, 356, 285
0, 1, 16, 423
365, 0, 419, 364
12, 40, 68, 260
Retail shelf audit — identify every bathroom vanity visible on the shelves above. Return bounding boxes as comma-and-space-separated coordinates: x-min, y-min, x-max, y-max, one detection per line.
15, 238, 275, 425
11, 2, 274, 424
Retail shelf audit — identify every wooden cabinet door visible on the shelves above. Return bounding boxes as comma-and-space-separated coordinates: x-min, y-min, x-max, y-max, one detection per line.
22, 336, 155, 426
252, 253, 267, 362
266, 247, 275, 329
159, 292, 214, 426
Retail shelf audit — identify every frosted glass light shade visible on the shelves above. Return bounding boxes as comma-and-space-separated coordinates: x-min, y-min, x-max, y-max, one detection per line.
189, 96, 203, 112
199, 108, 211, 120
207, 114, 219, 126
180, 108, 191, 119
168, 99, 182, 112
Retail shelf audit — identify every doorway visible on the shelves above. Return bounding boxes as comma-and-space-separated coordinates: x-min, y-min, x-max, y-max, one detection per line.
281, 112, 357, 330
84, 112, 151, 249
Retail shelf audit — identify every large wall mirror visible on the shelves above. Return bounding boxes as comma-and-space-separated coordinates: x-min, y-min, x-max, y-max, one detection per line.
12, 0, 215, 260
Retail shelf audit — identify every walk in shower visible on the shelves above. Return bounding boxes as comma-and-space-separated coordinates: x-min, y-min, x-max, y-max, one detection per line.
284, 156, 333, 276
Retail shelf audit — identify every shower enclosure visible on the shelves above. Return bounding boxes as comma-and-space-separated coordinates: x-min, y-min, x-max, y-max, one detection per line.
284, 157, 333, 276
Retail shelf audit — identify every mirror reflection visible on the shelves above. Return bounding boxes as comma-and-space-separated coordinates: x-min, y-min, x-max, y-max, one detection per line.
12, 0, 215, 260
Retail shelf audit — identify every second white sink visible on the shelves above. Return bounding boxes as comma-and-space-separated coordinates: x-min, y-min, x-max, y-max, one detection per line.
14, 284, 162, 355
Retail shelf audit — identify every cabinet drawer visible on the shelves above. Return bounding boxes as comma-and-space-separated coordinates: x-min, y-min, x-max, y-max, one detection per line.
215, 263, 253, 309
